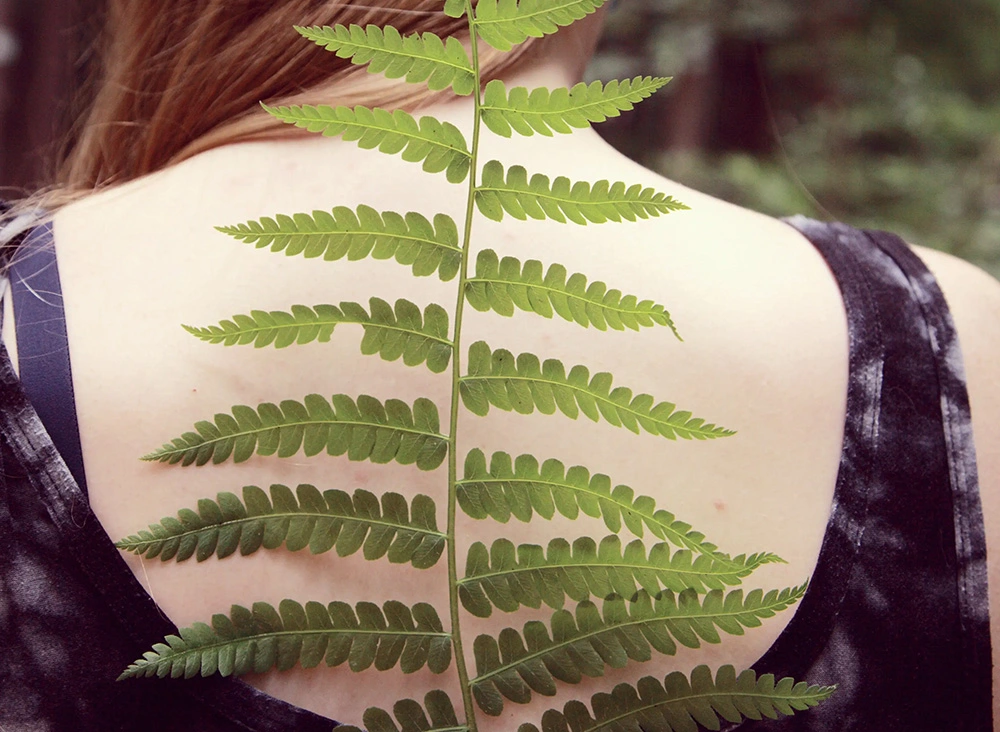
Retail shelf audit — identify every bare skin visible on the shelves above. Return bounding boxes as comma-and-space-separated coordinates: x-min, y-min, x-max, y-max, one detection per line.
6, 17, 1000, 729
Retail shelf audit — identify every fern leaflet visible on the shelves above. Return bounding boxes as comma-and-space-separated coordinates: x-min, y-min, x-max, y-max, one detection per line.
142, 394, 447, 470
118, 599, 451, 680
264, 104, 472, 183
458, 536, 782, 618
216, 206, 461, 280
475, 161, 688, 224
473, 0, 609, 52
519, 664, 836, 732
296, 24, 476, 96
460, 342, 734, 440
481, 77, 671, 137
183, 298, 453, 373
466, 248, 679, 336
443, 0, 466, 18
115, 484, 445, 568
337, 690, 468, 732
458, 449, 733, 559
471, 585, 807, 714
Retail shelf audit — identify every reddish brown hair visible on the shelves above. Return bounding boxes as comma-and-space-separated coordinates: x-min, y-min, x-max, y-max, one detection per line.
53, 0, 540, 205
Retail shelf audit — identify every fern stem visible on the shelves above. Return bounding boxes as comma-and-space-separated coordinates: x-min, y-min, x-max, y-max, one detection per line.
447, 3, 485, 730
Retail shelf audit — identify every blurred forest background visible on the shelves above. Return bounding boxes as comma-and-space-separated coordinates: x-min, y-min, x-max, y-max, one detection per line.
592, 0, 1000, 277
0, 0, 997, 277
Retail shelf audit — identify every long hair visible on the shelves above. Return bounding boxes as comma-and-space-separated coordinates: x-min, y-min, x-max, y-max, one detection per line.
46, 1, 541, 209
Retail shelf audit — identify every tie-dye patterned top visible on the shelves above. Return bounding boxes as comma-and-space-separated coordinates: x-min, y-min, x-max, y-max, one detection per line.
0, 218, 991, 730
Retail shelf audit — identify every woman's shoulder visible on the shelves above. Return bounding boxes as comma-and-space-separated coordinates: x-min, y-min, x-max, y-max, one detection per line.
915, 245, 1000, 326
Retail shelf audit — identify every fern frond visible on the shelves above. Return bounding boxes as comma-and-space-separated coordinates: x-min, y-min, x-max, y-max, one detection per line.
216, 206, 462, 280
471, 585, 807, 714
457, 536, 780, 618
481, 77, 671, 138
466, 249, 679, 337
263, 104, 472, 183
473, 0, 609, 52
460, 342, 734, 441
118, 599, 452, 680
475, 161, 688, 224
183, 298, 453, 373
115, 484, 446, 569
519, 664, 835, 732
338, 690, 468, 732
141, 395, 447, 470
457, 450, 727, 558
296, 25, 475, 96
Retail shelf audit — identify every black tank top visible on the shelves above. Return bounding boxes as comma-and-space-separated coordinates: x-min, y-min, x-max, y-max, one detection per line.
0, 218, 991, 730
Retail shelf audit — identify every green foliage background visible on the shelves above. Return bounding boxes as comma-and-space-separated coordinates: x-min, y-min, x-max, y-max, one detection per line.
591, 0, 1000, 279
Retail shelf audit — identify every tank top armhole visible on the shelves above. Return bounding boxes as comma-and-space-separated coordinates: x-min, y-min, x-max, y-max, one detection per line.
747, 218, 888, 679
727, 217, 992, 729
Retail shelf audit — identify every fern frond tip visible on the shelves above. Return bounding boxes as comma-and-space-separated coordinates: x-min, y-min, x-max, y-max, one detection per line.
461, 343, 734, 440
476, 162, 687, 225
115, 484, 445, 567
473, 0, 612, 52
294, 24, 475, 96
521, 664, 835, 732
482, 76, 673, 139
467, 249, 679, 334
215, 206, 462, 280
458, 535, 774, 618
264, 103, 471, 182
470, 585, 809, 711
142, 395, 448, 469
180, 300, 452, 371
120, 600, 452, 681
458, 448, 734, 557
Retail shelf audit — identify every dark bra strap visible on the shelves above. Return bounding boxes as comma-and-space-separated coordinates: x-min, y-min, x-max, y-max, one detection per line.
7, 222, 89, 495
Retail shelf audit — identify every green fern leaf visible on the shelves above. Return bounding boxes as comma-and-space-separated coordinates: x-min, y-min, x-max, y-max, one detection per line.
115, 484, 446, 569
338, 690, 469, 732
263, 104, 472, 183
481, 77, 671, 138
457, 450, 729, 559
471, 585, 807, 714
460, 342, 734, 441
118, 599, 452, 680
141, 395, 447, 470
457, 536, 780, 618
519, 664, 836, 732
296, 25, 475, 96
443, 0, 467, 18
183, 298, 453, 373
475, 161, 688, 224
473, 0, 609, 52
466, 249, 679, 337
215, 206, 462, 280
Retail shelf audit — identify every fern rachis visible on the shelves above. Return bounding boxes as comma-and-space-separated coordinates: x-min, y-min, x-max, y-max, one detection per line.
114, 1, 834, 729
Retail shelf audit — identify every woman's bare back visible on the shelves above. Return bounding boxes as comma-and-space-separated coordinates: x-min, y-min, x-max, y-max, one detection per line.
24, 90, 1000, 726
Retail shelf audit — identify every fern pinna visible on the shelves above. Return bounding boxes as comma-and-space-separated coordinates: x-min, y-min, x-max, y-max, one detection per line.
115, 1, 834, 729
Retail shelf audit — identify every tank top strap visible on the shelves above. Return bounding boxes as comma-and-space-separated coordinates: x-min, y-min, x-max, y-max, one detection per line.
730, 217, 992, 730
6, 222, 89, 494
